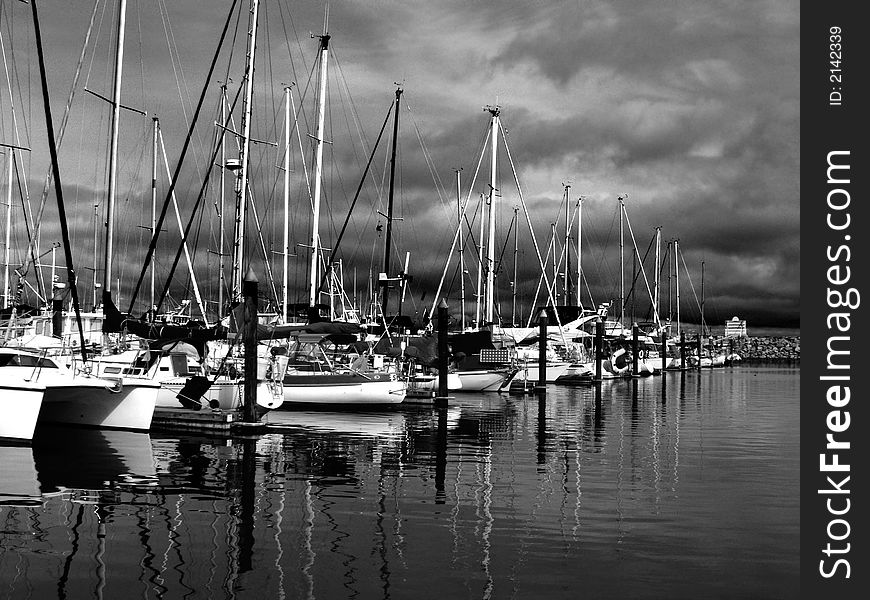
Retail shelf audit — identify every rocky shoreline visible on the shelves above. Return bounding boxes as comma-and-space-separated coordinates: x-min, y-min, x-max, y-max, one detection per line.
711, 335, 800, 361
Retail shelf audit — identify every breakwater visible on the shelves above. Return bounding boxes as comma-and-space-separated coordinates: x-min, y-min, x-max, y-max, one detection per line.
712, 336, 800, 361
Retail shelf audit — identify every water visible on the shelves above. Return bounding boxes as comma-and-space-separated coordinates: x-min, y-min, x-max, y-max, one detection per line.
0, 365, 799, 599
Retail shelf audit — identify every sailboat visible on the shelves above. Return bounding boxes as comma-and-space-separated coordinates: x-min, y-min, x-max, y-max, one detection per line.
263, 23, 405, 406
0, 0, 158, 436
426, 106, 525, 392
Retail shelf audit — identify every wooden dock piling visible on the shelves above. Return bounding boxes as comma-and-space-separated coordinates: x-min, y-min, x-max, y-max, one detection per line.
535, 314, 547, 393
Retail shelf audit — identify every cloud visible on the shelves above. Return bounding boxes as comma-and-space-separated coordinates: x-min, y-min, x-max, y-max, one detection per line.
8, 0, 798, 329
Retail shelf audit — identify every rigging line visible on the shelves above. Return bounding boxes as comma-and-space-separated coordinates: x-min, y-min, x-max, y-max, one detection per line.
3, 3, 35, 150
126, 0, 240, 314
0, 28, 35, 236
0, 27, 32, 162
12, 0, 100, 285
291, 73, 315, 215
624, 231, 657, 321
244, 176, 281, 311
407, 103, 449, 203
158, 0, 208, 173
11, 155, 44, 296
593, 202, 620, 300
677, 248, 703, 321
524, 229, 556, 328
499, 120, 565, 338
219, 0, 243, 92
538, 195, 581, 301
150, 82, 244, 316
158, 127, 209, 324
85, 0, 111, 91
276, 0, 310, 97
330, 48, 371, 179
29, 0, 89, 361
407, 107, 457, 272
493, 210, 516, 278
133, 0, 147, 116
426, 124, 489, 319
622, 205, 660, 326
317, 101, 393, 295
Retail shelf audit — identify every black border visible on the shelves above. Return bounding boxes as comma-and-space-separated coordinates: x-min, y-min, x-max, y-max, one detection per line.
802, 3, 867, 596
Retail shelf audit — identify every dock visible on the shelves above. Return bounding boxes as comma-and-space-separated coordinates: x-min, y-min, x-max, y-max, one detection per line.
151, 407, 237, 434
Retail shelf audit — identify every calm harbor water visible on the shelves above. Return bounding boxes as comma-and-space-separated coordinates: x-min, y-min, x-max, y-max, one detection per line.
1, 364, 799, 599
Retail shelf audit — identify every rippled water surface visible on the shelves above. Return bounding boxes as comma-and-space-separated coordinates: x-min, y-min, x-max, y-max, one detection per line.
0, 365, 799, 599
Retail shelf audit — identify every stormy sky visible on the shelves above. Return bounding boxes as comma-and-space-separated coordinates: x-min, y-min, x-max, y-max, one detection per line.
1, 0, 799, 332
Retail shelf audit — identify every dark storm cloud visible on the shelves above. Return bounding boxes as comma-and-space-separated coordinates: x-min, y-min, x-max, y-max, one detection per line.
6, 0, 798, 328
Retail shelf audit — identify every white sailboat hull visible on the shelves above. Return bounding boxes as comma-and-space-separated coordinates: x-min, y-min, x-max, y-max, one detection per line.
38, 379, 159, 431
279, 373, 406, 405
408, 373, 463, 393
509, 361, 571, 384
452, 370, 511, 392
0, 383, 44, 442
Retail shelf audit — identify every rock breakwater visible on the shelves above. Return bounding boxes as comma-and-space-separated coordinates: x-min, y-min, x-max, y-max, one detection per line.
711, 335, 800, 361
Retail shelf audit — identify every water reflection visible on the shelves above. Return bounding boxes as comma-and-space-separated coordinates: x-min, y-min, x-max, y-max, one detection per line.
0, 366, 799, 599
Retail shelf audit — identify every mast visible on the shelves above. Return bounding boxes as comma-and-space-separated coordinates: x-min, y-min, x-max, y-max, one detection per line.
308, 31, 329, 307
231, 0, 260, 299
618, 195, 626, 327
381, 86, 403, 318
2, 149, 11, 309
512, 205, 518, 326
398, 251, 410, 317
218, 84, 227, 320
654, 226, 661, 331
484, 104, 499, 326
101, 0, 127, 312
29, 0, 89, 359
577, 195, 582, 310
550, 222, 557, 304
700, 260, 706, 336
92, 204, 98, 310
456, 168, 466, 330
674, 239, 680, 335
563, 183, 570, 306
150, 116, 158, 311
474, 193, 484, 328
282, 85, 291, 322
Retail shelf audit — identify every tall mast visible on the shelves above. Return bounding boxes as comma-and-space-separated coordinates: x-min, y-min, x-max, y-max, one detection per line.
577, 195, 582, 310
231, 0, 260, 299
3, 150, 11, 309
674, 239, 681, 335
102, 0, 127, 309
150, 116, 158, 311
92, 204, 98, 310
512, 206, 518, 326
563, 183, 570, 306
654, 226, 661, 331
551, 222, 557, 304
308, 31, 329, 307
484, 104, 499, 326
474, 193, 484, 328
700, 260, 706, 336
618, 195, 625, 327
381, 86, 403, 318
456, 168, 466, 331
282, 85, 291, 322
218, 85, 227, 320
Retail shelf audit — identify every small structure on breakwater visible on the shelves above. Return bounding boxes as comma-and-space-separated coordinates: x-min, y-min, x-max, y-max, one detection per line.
724, 316, 747, 337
